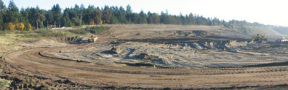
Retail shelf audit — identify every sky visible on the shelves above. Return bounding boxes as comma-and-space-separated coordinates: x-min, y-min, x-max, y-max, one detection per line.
3, 0, 288, 26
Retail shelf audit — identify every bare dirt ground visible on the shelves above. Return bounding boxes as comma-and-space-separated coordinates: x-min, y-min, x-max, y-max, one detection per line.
2, 25, 288, 89
50, 41, 288, 69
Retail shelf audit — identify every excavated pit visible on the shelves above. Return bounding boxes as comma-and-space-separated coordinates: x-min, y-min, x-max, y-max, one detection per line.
49, 37, 288, 69
4, 25, 288, 89
33, 27, 288, 69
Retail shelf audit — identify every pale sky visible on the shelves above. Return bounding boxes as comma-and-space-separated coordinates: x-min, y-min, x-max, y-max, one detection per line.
3, 0, 288, 26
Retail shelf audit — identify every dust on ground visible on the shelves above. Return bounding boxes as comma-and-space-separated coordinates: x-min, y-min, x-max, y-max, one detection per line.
50, 41, 288, 69
47, 25, 288, 69
3, 25, 288, 89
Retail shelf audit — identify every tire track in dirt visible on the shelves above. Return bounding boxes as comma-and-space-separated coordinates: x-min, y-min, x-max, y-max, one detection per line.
3, 41, 288, 89
3, 26, 288, 89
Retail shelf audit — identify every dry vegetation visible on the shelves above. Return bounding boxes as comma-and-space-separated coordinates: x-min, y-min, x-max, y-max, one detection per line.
0, 33, 28, 89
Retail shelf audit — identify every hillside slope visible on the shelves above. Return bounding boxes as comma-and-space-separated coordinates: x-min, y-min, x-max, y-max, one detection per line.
224, 24, 286, 40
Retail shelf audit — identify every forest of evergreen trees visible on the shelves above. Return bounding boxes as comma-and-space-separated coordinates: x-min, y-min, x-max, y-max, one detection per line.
0, 0, 282, 31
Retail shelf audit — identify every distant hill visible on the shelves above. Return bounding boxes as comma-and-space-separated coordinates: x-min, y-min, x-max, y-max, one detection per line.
221, 21, 288, 40
244, 25, 281, 36
272, 26, 288, 36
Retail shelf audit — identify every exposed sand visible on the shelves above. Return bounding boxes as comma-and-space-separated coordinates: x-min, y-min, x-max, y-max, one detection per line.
3, 25, 288, 89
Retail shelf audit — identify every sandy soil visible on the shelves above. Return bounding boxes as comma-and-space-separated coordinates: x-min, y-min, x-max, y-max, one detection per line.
50, 25, 288, 69
51, 41, 288, 69
108, 25, 249, 40
14, 36, 84, 48
4, 43, 288, 89
15, 39, 71, 48
2, 25, 288, 89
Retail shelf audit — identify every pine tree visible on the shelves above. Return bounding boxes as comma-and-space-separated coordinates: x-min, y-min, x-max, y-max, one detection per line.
0, 0, 5, 30
118, 6, 127, 24
187, 13, 195, 25
70, 4, 83, 26
132, 14, 142, 24
4, 0, 19, 24
102, 6, 112, 24
0, 1, 272, 32
180, 13, 186, 25
139, 11, 147, 24
62, 8, 77, 27
125, 5, 132, 23
45, 10, 54, 27
110, 15, 120, 24
20, 8, 31, 31
148, 13, 160, 24
51, 4, 61, 26
31, 6, 46, 28
95, 7, 102, 24
83, 5, 94, 24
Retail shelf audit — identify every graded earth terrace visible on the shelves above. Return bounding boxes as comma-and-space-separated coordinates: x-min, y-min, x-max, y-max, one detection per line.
2, 25, 288, 89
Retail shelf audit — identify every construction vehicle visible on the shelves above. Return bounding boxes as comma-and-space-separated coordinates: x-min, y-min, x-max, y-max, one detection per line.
252, 34, 267, 43
276, 37, 288, 42
88, 35, 97, 43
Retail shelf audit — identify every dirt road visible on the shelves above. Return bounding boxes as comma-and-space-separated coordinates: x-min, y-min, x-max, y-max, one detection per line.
2, 25, 288, 89
3, 43, 288, 89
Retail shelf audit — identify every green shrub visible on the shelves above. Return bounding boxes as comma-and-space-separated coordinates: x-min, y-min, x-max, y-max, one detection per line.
69, 26, 110, 35
22, 30, 67, 38
85, 26, 110, 35
69, 29, 89, 35
0, 30, 13, 35
0, 69, 10, 89
0, 79, 9, 89
35, 30, 67, 37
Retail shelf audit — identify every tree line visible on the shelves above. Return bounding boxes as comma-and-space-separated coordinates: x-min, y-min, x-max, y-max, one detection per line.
0, 0, 281, 31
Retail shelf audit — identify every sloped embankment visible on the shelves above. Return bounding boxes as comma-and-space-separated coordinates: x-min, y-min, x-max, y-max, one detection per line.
15, 36, 84, 48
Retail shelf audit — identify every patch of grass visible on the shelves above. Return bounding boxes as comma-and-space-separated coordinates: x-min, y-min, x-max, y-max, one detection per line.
0, 26, 110, 56
22, 30, 68, 38
85, 26, 110, 35
0, 69, 10, 89
14, 30, 33, 35
36, 30, 67, 37
69, 29, 89, 35
0, 30, 13, 35
69, 26, 110, 35
0, 34, 27, 57
0, 78, 10, 89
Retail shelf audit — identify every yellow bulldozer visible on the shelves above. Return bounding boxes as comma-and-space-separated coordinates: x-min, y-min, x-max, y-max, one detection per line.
88, 35, 97, 43
252, 34, 267, 43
